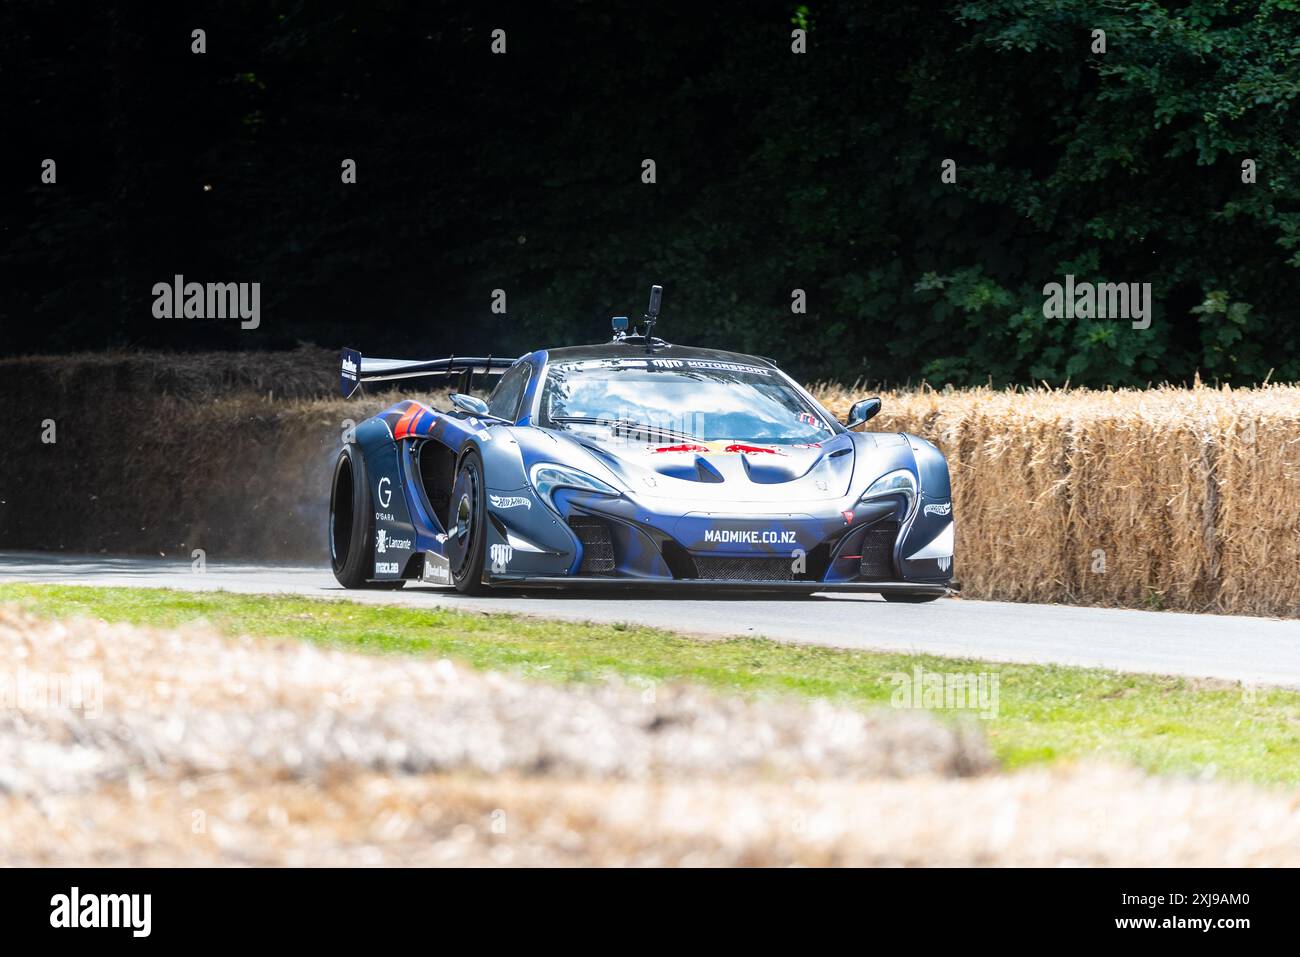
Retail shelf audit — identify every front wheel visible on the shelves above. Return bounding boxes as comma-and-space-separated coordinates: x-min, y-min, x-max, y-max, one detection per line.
446, 450, 489, 594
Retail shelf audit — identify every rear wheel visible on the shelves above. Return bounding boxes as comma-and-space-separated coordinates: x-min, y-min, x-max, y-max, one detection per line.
446, 450, 489, 594
882, 591, 942, 603
329, 445, 405, 590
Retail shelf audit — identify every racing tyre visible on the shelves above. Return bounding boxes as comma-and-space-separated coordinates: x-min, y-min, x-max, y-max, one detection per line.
329, 444, 405, 590
447, 449, 490, 594
882, 591, 942, 603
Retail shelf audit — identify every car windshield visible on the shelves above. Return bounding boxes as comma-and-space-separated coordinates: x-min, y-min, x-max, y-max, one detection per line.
538, 357, 835, 444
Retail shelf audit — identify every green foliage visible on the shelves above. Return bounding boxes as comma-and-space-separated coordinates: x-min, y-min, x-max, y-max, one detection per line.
6, 1, 1299, 386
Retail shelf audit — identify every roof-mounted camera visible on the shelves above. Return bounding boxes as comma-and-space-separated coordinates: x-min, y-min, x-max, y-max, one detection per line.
610, 284, 668, 351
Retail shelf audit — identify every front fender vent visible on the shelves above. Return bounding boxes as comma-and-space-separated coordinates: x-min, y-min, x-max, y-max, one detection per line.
568, 515, 615, 574
858, 519, 899, 580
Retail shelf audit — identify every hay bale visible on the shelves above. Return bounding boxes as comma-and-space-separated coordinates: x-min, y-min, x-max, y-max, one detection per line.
822, 382, 1300, 616
5, 349, 1300, 617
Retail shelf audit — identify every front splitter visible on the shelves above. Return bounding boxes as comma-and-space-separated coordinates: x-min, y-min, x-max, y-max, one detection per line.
485, 576, 957, 595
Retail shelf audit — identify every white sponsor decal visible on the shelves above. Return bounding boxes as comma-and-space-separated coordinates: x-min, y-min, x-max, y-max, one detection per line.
489, 543, 513, 572
489, 494, 531, 510
422, 553, 451, 584
553, 357, 770, 376
652, 358, 770, 376
342, 356, 358, 379
553, 358, 648, 372
375, 511, 395, 522
906, 522, 955, 562
703, 529, 798, 545
376, 529, 412, 553
923, 502, 952, 517
375, 561, 399, 575
377, 477, 392, 509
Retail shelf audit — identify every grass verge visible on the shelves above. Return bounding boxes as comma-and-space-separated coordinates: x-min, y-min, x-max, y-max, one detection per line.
3, 582, 1298, 786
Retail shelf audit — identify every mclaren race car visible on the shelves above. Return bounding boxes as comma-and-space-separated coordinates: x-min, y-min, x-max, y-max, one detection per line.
330, 286, 956, 599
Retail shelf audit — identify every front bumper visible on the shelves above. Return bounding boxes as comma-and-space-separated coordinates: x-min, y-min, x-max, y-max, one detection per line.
483, 487, 955, 589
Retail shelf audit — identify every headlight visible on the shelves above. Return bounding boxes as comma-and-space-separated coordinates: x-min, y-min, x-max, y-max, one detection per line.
529, 462, 620, 511
861, 469, 917, 517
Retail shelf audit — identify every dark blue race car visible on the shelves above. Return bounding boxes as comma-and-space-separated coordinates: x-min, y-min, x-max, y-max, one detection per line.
330, 287, 956, 600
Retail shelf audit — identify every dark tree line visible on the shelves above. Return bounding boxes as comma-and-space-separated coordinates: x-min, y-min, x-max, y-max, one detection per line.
4, 0, 1299, 386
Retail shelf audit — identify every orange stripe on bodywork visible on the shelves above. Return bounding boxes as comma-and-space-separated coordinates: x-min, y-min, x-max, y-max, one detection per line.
393, 404, 421, 439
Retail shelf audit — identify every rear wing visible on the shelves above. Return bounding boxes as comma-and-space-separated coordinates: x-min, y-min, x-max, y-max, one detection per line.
340, 348, 518, 398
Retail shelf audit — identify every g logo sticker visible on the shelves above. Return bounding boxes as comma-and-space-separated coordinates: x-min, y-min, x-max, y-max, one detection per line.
378, 477, 392, 509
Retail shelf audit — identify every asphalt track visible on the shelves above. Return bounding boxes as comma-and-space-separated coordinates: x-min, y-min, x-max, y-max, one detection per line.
1, 551, 1296, 687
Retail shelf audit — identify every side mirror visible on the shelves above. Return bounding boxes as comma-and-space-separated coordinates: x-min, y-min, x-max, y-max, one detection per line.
449, 392, 490, 417
845, 397, 882, 430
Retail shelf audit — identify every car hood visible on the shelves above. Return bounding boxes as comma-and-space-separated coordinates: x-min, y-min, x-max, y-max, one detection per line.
567, 431, 859, 504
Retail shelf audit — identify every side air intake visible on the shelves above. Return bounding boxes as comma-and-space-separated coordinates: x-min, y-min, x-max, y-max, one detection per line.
858, 519, 899, 580
568, 515, 616, 574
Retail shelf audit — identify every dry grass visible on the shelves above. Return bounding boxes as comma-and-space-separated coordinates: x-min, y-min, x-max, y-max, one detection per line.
0, 348, 476, 560
5, 347, 1300, 616
0, 607, 987, 799
14, 765, 1300, 866
1, 344, 339, 402
5, 606, 1300, 866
